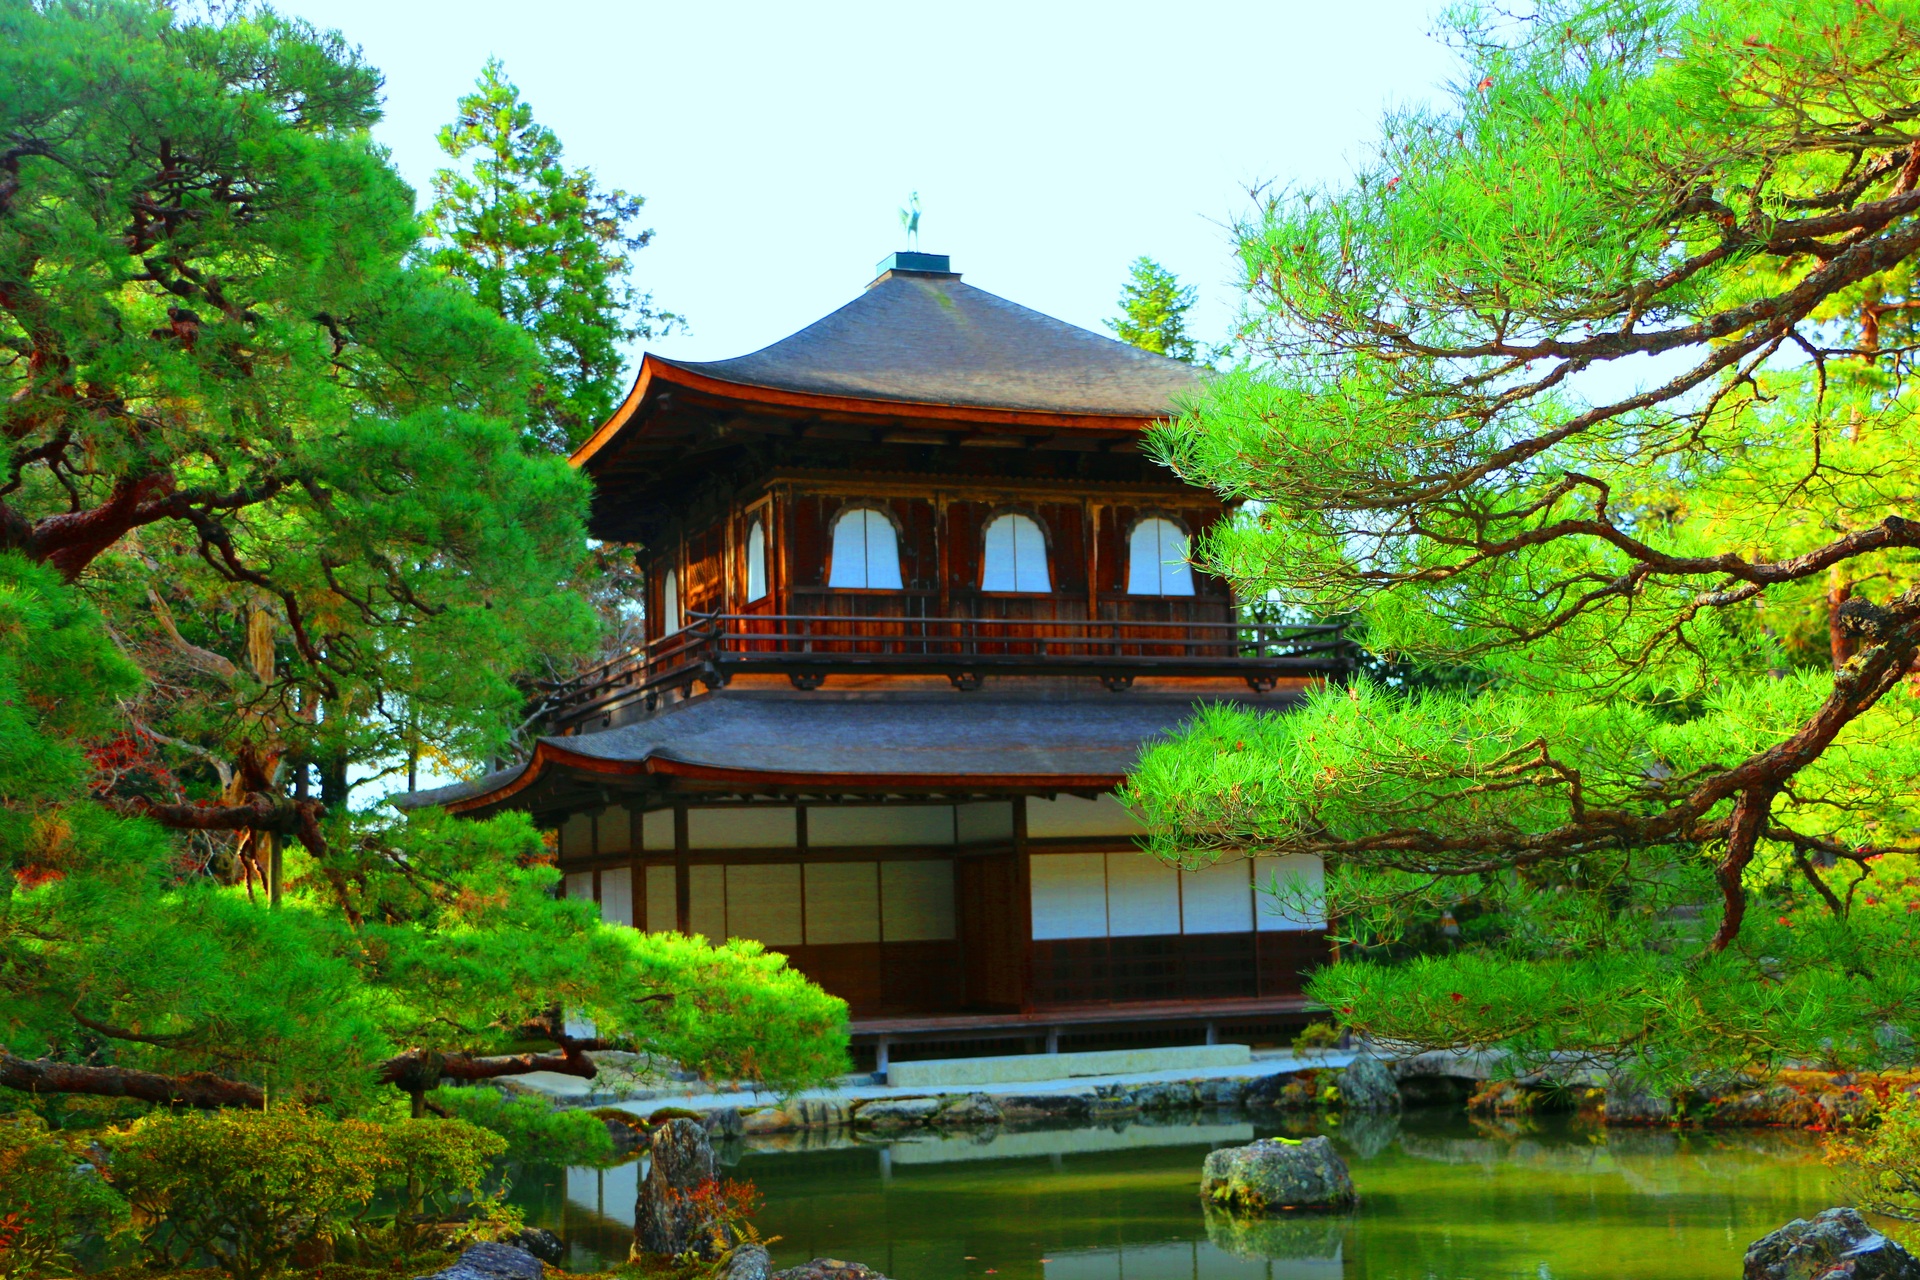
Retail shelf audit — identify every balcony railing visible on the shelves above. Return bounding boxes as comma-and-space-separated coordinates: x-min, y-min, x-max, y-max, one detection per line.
530, 613, 1353, 733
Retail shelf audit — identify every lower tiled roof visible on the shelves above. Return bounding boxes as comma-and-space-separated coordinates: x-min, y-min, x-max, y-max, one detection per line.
396, 689, 1294, 811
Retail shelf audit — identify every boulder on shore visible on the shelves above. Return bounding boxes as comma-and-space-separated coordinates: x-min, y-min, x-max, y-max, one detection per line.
500, 1228, 563, 1265
996, 1091, 1093, 1122
724, 1243, 772, 1280
1242, 1069, 1327, 1111
1200, 1135, 1355, 1213
1603, 1073, 1674, 1124
1744, 1208, 1920, 1280
1336, 1056, 1400, 1112
852, 1096, 941, 1129
933, 1093, 1004, 1127
413, 1242, 543, 1280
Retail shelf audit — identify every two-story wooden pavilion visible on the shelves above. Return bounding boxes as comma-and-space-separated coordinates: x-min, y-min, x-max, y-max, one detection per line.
402, 253, 1348, 1066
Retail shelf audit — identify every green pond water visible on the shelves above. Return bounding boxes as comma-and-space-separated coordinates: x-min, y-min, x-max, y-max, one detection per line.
514, 1111, 1848, 1280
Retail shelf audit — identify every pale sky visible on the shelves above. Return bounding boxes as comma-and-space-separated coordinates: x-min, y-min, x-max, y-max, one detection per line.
278, 0, 1461, 365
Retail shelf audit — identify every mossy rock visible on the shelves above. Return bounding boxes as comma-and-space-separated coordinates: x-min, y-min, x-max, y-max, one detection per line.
1200, 1135, 1356, 1212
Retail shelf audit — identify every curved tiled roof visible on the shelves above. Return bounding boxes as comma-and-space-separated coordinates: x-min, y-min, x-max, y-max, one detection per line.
397, 689, 1292, 813
654, 270, 1204, 420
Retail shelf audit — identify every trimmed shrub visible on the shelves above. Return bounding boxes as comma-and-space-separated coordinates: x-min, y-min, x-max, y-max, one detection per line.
106, 1108, 509, 1280
429, 1087, 617, 1165
0, 1115, 126, 1280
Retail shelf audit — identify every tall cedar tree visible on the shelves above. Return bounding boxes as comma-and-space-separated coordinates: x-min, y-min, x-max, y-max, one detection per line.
0, 1, 844, 1114
1107, 256, 1200, 364
427, 59, 678, 454
1126, 0, 1920, 1083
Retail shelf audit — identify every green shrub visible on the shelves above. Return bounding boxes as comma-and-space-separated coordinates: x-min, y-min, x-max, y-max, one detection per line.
0, 1115, 126, 1280
106, 1108, 510, 1280
1831, 1088, 1919, 1220
362, 1115, 515, 1257
429, 1087, 617, 1165
1291, 1020, 1343, 1053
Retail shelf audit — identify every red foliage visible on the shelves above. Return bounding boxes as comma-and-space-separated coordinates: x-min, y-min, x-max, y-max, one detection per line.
674, 1176, 764, 1250
85, 731, 181, 799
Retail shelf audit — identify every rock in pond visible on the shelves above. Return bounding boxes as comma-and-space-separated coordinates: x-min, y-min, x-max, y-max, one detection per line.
1336, 1056, 1400, 1112
414, 1242, 543, 1280
1201, 1135, 1355, 1212
1744, 1208, 1920, 1280
636, 1118, 719, 1258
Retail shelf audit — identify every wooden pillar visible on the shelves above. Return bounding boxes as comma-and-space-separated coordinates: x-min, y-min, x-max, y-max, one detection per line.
1083, 499, 1099, 622
775, 485, 792, 615
935, 492, 951, 618
1014, 796, 1033, 1013
674, 805, 691, 933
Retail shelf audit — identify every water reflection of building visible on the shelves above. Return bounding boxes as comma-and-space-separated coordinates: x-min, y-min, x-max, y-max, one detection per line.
558, 1121, 1340, 1280
1046, 1241, 1340, 1280
402, 252, 1349, 1063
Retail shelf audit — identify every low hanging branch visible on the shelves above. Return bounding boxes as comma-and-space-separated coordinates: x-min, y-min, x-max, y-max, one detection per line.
1, 1041, 614, 1112
110, 794, 329, 860
0, 1053, 268, 1110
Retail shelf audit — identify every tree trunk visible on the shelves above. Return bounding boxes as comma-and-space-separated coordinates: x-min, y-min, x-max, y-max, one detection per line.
319, 752, 350, 808
635, 1118, 717, 1258
1828, 566, 1859, 669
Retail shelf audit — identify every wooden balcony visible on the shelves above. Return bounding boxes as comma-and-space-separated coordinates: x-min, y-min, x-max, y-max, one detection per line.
532, 613, 1353, 734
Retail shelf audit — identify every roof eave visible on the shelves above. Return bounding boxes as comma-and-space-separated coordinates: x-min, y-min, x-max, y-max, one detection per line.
425, 737, 1130, 817
569, 354, 1169, 475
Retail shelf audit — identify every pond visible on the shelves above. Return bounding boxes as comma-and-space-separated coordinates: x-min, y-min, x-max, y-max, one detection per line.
513, 1111, 1844, 1280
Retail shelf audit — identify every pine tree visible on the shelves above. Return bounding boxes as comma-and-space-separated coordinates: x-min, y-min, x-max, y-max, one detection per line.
428, 60, 679, 453
1107, 256, 1200, 363
0, 2, 843, 1113
1128, 0, 1920, 1082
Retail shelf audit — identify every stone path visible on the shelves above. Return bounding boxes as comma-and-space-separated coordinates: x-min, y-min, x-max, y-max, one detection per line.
513, 1046, 1360, 1113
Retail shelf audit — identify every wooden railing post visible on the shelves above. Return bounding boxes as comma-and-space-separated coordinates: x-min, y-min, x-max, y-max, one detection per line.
522, 613, 1353, 734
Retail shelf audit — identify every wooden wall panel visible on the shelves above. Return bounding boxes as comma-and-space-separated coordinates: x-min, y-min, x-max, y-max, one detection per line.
1036, 501, 1087, 595
789, 493, 828, 591
957, 853, 1022, 1010
684, 523, 725, 616
944, 500, 982, 602
783, 941, 963, 1017
1028, 932, 1280, 1007
1256, 931, 1331, 997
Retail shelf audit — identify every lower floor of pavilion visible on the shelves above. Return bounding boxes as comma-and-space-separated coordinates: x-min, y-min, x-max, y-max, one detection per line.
551, 793, 1327, 1027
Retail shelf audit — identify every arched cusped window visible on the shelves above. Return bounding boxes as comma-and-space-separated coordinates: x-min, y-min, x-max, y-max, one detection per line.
660, 568, 682, 634
1127, 517, 1195, 596
827, 507, 904, 589
981, 513, 1051, 593
745, 519, 768, 602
